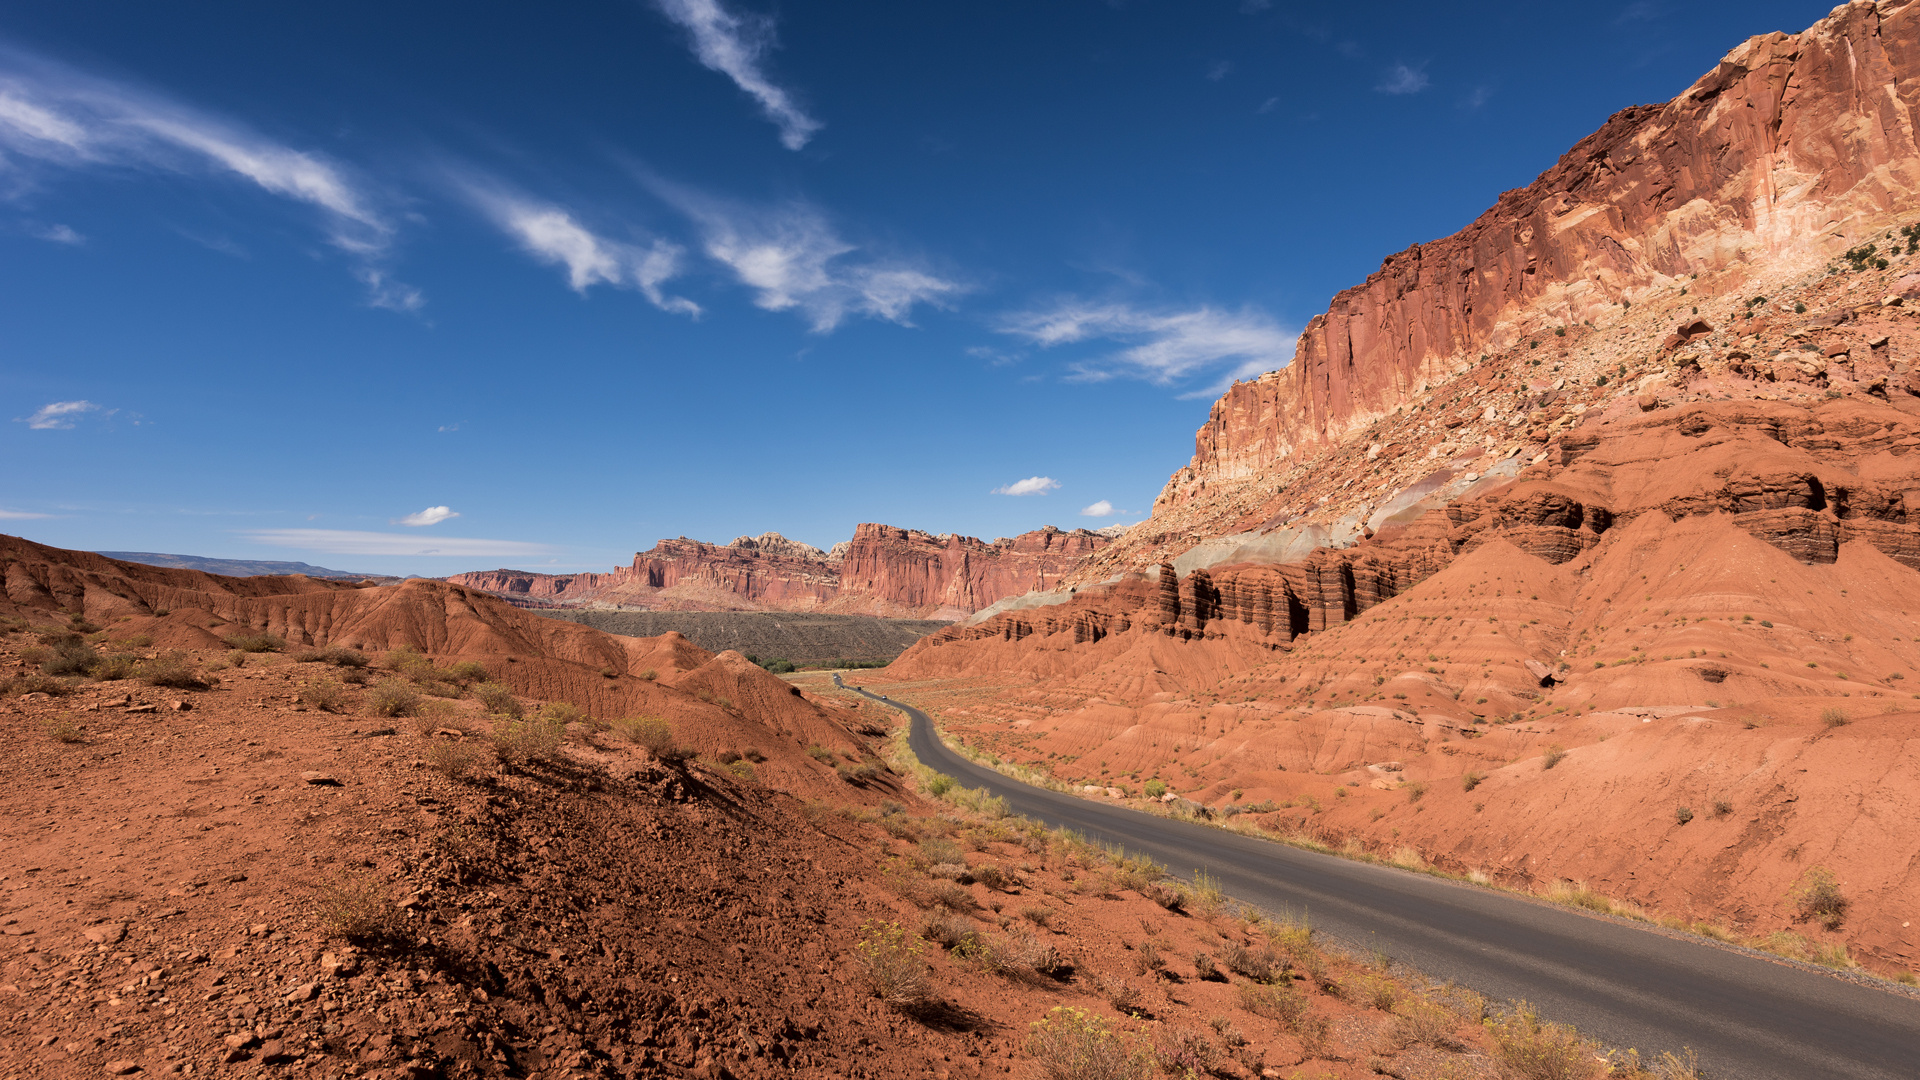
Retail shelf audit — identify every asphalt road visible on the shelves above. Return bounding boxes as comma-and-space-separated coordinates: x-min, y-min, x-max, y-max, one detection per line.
839, 679, 1920, 1079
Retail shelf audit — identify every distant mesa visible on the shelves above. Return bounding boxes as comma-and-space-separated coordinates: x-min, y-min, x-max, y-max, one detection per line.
449, 523, 1114, 620
96, 551, 390, 581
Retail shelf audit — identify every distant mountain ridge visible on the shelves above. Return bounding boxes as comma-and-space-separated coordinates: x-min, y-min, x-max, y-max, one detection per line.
96, 551, 385, 580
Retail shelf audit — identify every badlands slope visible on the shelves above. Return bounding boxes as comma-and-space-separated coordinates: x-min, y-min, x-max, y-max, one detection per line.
878, 0, 1920, 976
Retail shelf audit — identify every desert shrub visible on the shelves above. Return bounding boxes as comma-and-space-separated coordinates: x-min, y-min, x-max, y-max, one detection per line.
224, 650, 249, 669
472, 681, 522, 718
1674, 806, 1694, 825
637, 668, 657, 681
1488, 1001, 1603, 1080
854, 921, 932, 1009
1542, 744, 1567, 769
312, 875, 403, 944
920, 911, 981, 951
725, 759, 757, 782
367, 677, 422, 717
974, 862, 1011, 891
1021, 905, 1054, 927
928, 862, 973, 883
443, 660, 489, 683
90, 653, 138, 681
223, 631, 285, 653
1192, 951, 1219, 980
298, 676, 348, 713
41, 637, 99, 676
293, 645, 370, 668
536, 700, 585, 727
490, 714, 566, 766
1143, 779, 1167, 799
1381, 997, 1464, 1052
1462, 771, 1486, 792
41, 713, 85, 744
1130, 939, 1165, 977
927, 881, 974, 910
1093, 974, 1144, 1015
715, 749, 742, 764
926, 773, 956, 797
1820, 706, 1849, 728
1405, 780, 1428, 803
138, 653, 208, 690
1235, 981, 1308, 1026
3, 673, 75, 697
882, 815, 919, 840
1222, 940, 1287, 983
1026, 1007, 1147, 1080
424, 739, 486, 781
919, 837, 965, 866
1792, 866, 1848, 929
1353, 973, 1398, 1011
743, 746, 766, 762
1150, 1027, 1216, 1077
806, 744, 838, 764
1142, 882, 1185, 912
1712, 799, 1733, 817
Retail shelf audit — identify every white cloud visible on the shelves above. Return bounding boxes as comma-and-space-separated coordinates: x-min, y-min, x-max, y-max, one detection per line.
467, 186, 698, 315
0, 48, 414, 306
28, 221, 82, 244
241, 528, 550, 558
654, 0, 823, 150
1080, 500, 1115, 517
393, 505, 459, 527
993, 476, 1060, 497
1377, 63, 1430, 95
0, 508, 53, 519
1206, 60, 1233, 82
20, 399, 101, 429
999, 301, 1295, 395
660, 189, 960, 331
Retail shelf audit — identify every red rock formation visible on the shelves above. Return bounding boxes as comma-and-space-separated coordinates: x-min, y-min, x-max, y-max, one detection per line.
449, 524, 1111, 619
1151, 0, 1920, 522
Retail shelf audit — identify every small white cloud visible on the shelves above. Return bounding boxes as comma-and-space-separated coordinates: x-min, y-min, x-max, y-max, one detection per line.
1257, 97, 1280, 114
1377, 63, 1430, 95
29, 222, 82, 244
1079, 500, 1115, 517
437, 423, 459, 433
999, 301, 1295, 392
242, 528, 548, 557
0, 508, 54, 519
654, 0, 823, 150
993, 476, 1060, 497
467, 185, 699, 315
356, 268, 425, 313
393, 505, 459, 527
1206, 60, 1233, 82
20, 399, 101, 429
1461, 85, 1492, 110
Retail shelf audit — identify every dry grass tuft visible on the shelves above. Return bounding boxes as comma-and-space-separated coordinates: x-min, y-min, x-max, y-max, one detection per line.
854, 921, 932, 1010
312, 875, 404, 944
1026, 1007, 1147, 1080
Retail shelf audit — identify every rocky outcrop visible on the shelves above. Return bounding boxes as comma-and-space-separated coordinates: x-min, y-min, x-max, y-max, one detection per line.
449, 524, 1111, 619
1142, 0, 1920, 542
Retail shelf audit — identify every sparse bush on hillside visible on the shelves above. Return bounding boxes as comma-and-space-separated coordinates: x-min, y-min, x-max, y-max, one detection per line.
473, 681, 522, 718
1488, 1001, 1604, 1080
1674, 806, 1694, 825
490, 713, 566, 767
223, 631, 285, 653
138, 653, 208, 690
41, 636, 99, 676
854, 921, 932, 1010
312, 874, 404, 944
1820, 706, 1849, 728
1462, 771, 1486, 792
1235, 981, 1308, 1026
443, 660, 489, 683
1027, 1007, 1146, 1080
3, 673, 76, 697
1143, 778, 1167, 799
1222, 940, 1287, 984
536, 700, 584, 727
298, 676, 348, 713
611, 715, 674, 752
1094, 974, 1144, 1015
1792, 866, 1848, 930
293, 645, 370, 668
42, 713, 85, 744
367, 677, 422, 718
1192, 950, 1219, 981
90, 653, 138, 681
424, 738, 486, 781
1541, 744, 1567, 769
920, 911, 980, 951
1150, 1027, 1216, 1077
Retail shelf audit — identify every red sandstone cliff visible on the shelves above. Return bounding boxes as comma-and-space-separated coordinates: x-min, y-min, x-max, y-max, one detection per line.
449, 524, 1110, 619
1093, 0, 1920, 578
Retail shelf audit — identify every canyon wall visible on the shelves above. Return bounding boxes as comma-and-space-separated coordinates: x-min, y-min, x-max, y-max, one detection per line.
1135, 0, 1920, 560
449, 524, 1111, 620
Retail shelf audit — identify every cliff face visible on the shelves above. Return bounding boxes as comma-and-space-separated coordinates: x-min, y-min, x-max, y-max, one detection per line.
1133, 0, 1920, 563
448, 525, 1110, 619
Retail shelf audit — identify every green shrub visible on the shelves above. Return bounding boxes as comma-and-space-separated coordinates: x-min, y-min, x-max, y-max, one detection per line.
1487, 1001, 1602, 1080
1143, 779, 1167, 799
611, 716, 674, 754
367, 678, 421, 718
854, 921, 932, 1009
443, 660, 489, 683
222, 631, 286, 653
424, 739, 486, 781
41, 636, 99, 676
90, 653, 138, 681
472, 681, 522, 718
1026, 1006, 1144, 1080
536, 700, 584, 727
490, 714, 565, 766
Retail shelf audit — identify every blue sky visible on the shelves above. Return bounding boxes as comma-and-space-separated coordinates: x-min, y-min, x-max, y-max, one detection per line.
0, 0, 1830, 575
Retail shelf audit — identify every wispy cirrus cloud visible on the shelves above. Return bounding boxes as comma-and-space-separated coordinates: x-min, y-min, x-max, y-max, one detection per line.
27, 221, 81, 244
999, 301, 1295, 397
655, 185, 961, 331
0, 45, 417, 308
463, 181, 698, 315
993, 476, 1059, 497
18, 399, 104, 429
0, 508, 54, 519
392, 505, 459, 527
241, 528, 550, 558
1376, 63, 1430, 95
653, 0, 822, 150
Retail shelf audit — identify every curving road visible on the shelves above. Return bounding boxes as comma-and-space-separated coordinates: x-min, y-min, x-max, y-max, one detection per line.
839, 679, 1920, 1079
